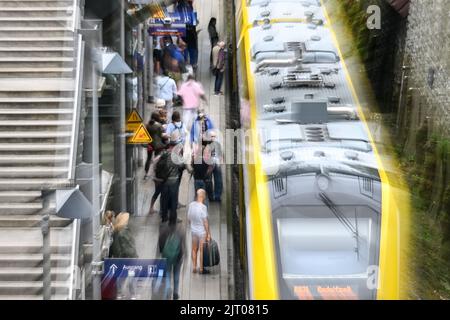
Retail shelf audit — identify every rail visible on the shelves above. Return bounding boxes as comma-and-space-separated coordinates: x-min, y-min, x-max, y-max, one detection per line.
68, 218, 81, 300
67, 2, 85, 298
68, 35, 85, 181
67, 36, 84, 298
99, 172, 115, 259
71, 0, 81, 32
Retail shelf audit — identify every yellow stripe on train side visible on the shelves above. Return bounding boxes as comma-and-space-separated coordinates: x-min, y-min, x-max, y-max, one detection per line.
241, 2, 279, 300
319, 0, 410, 299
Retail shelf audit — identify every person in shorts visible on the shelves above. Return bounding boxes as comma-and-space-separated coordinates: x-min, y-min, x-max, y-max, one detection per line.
187, 188, 211, 274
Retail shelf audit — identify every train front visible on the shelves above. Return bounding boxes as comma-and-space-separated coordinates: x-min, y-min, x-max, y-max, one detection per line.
263, 144, 382, 300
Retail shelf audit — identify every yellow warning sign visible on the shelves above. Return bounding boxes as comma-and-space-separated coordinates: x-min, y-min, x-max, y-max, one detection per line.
126, 108, 144, 132
128, 123, 152, 144
127, 108, 143, 123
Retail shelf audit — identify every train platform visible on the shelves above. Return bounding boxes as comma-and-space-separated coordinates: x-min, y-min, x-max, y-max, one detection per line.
128, 0, 231, 300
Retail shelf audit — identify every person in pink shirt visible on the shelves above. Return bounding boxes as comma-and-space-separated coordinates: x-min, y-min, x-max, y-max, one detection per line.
177, 74, 208, 131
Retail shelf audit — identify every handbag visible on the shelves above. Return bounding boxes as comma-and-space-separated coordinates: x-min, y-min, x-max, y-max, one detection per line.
174, 94, 183, 106
203, 238, 220, 268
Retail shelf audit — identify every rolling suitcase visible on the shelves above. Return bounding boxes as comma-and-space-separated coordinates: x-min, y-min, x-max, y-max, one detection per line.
203, 239, 220, 268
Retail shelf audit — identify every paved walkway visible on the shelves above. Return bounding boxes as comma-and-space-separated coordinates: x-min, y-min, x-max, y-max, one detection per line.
128, 0, 229, 300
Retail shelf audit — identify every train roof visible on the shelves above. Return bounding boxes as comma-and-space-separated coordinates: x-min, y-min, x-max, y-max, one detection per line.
247, 0, 325, 23
242, 0, 380, 174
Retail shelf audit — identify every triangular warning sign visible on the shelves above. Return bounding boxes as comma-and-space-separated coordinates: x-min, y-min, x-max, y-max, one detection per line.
127, 108, 143, 123
128, 124, 152, 144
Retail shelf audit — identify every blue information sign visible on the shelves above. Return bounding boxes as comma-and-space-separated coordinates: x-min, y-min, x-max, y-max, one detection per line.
148, 23, 186, 37
103, 258, 166, 279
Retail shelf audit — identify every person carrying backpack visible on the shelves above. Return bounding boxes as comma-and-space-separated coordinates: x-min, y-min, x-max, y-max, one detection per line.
165, 111, 186, 146
166, 111, 188, 190
157, 140, 185, 224
158, 221, 185, 300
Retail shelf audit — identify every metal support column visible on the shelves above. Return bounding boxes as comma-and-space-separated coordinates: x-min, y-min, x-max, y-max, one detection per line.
119, 0, 127, 211
145, 22, 153, 104
91, 59, 102, 300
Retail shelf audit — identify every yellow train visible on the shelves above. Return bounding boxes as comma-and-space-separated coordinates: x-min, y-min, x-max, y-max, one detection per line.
232, 0, 410, 300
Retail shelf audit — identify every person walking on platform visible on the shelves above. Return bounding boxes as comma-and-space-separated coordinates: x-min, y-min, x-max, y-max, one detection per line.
188, 189, 211, 274
156, 140, 185, 224
161, 36, 174, 74
154, 71, 178, 121
166, 111, 187, 190
190, 109, 215, 154
205, 131, 223, 202
162, 36, 186, 85
208, 18, 219, 69
166, 111, 186, 146
192, 145, 214, 202
158, 221, 185, 300
144, 111, 167, 180
212, 41, 226, 95
148, 147, 166, 215
145, 112, 168, 214
177, 0, 199, 73
177, 74, 208, 132
153, 36, 165, 75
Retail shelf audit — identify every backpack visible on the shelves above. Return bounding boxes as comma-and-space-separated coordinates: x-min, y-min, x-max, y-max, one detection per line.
154, 151, 170, 181
172, 123, 184, 144
109, 228, 138, 258
162, 233, 181, 266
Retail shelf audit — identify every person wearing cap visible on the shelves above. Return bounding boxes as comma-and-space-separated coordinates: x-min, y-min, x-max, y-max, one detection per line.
154, 71, 177, 121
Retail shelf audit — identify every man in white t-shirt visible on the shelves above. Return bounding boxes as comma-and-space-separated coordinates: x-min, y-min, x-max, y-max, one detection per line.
187, 188, 211, 274
154, 71, 178, 121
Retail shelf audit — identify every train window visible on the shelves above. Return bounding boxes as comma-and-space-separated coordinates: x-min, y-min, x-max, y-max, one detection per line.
274, 205, 380, 300
302, 52, 338, 64
315, 52, 338, 63
277, 216, 372, 275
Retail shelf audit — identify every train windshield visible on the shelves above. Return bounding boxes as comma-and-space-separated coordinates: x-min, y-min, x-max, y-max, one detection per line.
275, 205, 380, 300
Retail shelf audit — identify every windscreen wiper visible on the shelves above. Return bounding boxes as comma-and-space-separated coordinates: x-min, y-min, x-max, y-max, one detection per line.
318, 192, 360, 260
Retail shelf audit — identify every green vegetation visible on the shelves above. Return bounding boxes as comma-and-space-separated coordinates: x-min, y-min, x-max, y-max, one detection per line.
398, 132, 450, 299
341, 0, 380, 63
339, 0, 450, 299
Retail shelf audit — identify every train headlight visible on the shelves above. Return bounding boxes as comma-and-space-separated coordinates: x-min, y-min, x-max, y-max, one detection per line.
316, 174, 330, 191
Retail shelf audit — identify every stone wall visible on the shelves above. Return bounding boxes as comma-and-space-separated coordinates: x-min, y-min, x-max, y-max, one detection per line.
401, 0, 450, 136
